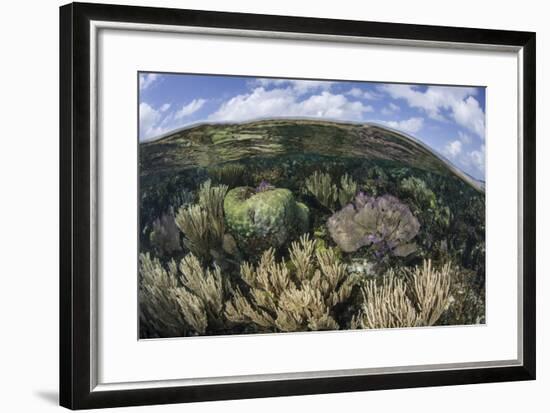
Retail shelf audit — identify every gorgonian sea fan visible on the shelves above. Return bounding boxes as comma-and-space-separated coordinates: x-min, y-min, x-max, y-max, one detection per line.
327, 193, 420, 256
255, 180, 275, 193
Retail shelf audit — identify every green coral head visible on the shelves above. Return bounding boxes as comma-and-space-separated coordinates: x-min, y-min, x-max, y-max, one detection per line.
224, 186, 309, 255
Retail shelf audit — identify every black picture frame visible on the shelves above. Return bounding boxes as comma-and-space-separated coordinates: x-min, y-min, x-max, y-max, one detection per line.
60, 2, 536, 409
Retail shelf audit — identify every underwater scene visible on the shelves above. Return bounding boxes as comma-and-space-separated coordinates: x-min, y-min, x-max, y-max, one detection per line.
138, 74, 486, 338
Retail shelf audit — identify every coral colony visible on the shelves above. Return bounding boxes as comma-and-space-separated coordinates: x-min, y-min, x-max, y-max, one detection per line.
138, 119, 485, 338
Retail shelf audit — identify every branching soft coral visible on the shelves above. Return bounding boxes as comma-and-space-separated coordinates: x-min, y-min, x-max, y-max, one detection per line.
139, 253, 188, 337
225, 234, 357, 332
352, 259, 453, 329
177, 253, 228, 332
139, 252, 230, 336
407, 259, 452, 326
304, 171, 357, 212
174, 180, 228, 260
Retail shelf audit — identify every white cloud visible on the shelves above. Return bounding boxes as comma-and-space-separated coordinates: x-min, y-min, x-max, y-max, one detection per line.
346, 87, 381, 100
466, 144, 485, 176
444, 142, 485, 179
388, 102, 400, 111
139, 73, 159, 91
452, 96, 485, 138
175, 99, 206, 119
255, 78, 334, 95
139, 99, 207, 140
383, 117, 424, 134
381, 102, 401, 115
457, 131, 472, 144
209, 87, 373, 122
442, 140, 462, 158
379, 84, 485, 138
347, 88, 362, 98
139, 103, 160, 137
139, 102, 170, 140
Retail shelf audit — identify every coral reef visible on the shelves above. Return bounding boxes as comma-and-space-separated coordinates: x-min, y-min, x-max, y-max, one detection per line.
304, 171, 357, 211
139, 120, 486, 338
304, 171, 338, 211
168, 188, 195, 211
138, 253, 188, 337
224, 186, 309, 255
400, 176, 437, 209
255, 180, 275, 193
338, 173, 358, 207
399, 176, 452, 241
346, 258, 376, 278
208, 163, 247, 187
140, 183, 195, 252
225, 235, 357, 332
175, 205, 211, 259
149, 207, 181, 256
406, 259, 452, 325
351, 259, 452, 329
197, 179, 227, 242
352, 269, 420, 329
139, 252, 231, 336
438, 266, 485, 325
174, 180, 228, 260
327, 193, 420, 256
176, 253, 230, 333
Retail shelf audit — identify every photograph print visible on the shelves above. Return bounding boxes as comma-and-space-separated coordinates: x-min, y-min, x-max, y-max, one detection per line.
138, 72, 486, 339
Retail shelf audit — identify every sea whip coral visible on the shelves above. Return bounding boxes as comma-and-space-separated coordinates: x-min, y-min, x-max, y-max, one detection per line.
327, 193, 420, 256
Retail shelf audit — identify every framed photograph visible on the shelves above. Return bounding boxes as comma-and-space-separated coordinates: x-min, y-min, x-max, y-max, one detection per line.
60, 2, 536, 409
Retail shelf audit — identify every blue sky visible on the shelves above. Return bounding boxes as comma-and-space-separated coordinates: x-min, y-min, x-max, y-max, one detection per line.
139, 73, 486, 180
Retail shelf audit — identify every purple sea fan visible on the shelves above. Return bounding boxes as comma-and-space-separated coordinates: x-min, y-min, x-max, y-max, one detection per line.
255, 180, 275, 193
327, 193, 420, 256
